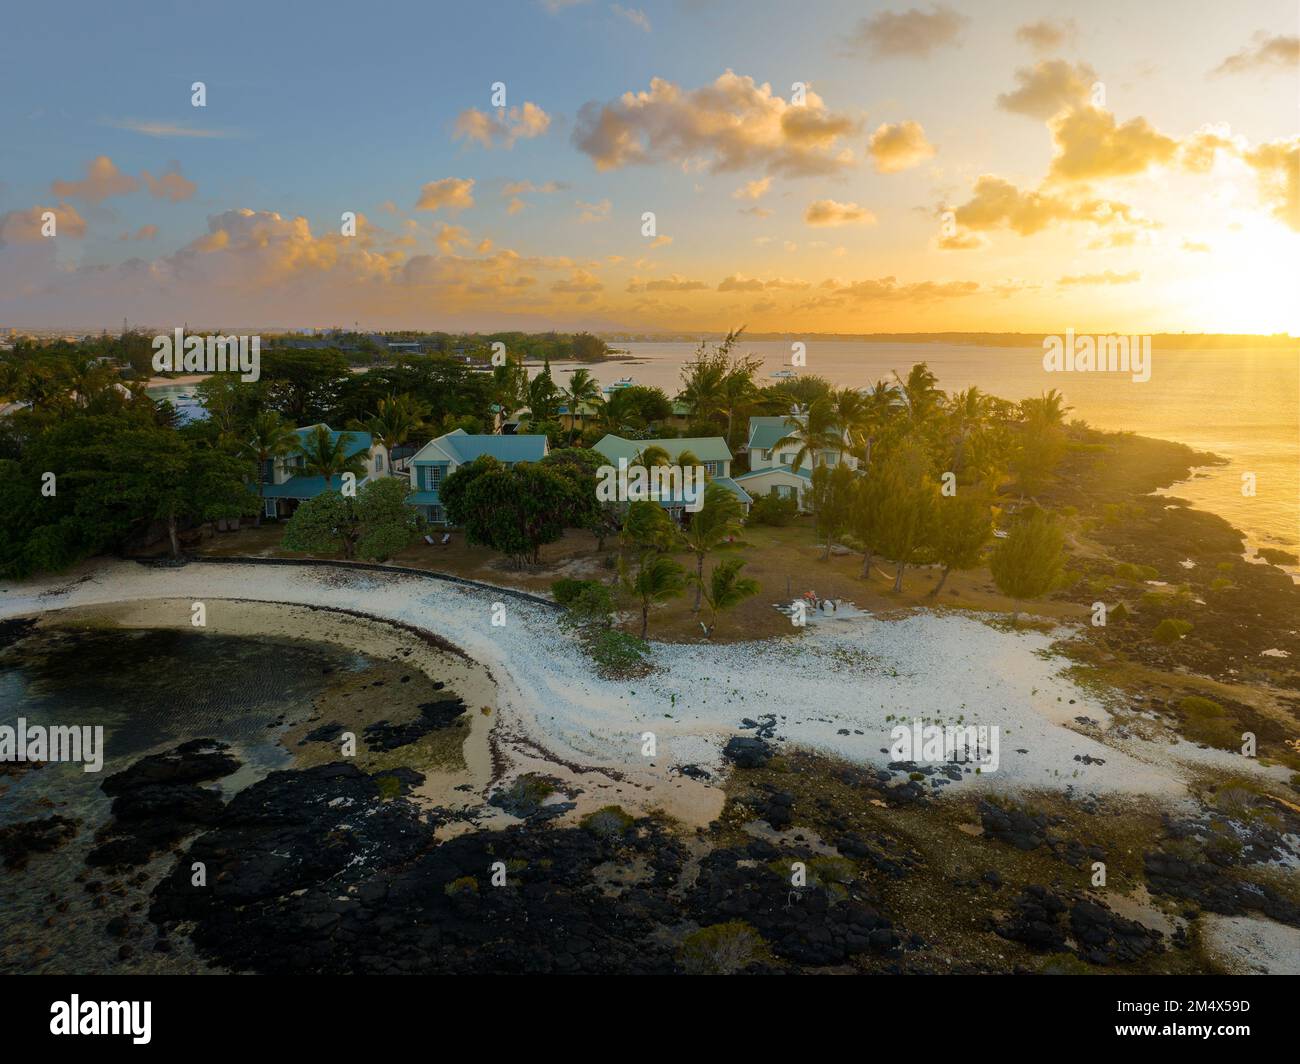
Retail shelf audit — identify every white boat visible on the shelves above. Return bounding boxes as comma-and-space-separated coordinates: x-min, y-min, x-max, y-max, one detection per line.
605, 377, 635, 391
770, 368, 798, 379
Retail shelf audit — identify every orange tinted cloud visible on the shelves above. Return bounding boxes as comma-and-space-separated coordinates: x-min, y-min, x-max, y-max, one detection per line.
868, 120, 935, 173
804, 199, 876, 226
415, 178, 476, 213
573, 70, 858, 177
50, 156, 139, 202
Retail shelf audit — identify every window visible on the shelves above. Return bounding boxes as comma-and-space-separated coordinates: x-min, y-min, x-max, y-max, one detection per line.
264, 498, 277, 518
422, 465, 445, 490
429, 505, 445, 524
760, 449, 771, 462
703, 461, 719, 476
375, 453, 385, 472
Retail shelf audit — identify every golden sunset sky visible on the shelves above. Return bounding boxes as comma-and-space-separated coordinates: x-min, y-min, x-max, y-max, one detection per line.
1, 0, 1297, 333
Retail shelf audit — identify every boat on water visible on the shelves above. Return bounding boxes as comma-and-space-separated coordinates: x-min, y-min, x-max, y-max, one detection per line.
770, 368, 798, 379
605, 377, 635, 391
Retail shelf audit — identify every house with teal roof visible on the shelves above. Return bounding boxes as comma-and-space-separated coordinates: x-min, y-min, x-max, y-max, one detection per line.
735, 415, 859, 510
591, 433, 753, 517
406, 428, 549, 524
259, 424, 390, 519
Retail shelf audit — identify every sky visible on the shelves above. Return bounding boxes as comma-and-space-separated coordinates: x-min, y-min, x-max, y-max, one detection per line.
0, 0, 1297, 334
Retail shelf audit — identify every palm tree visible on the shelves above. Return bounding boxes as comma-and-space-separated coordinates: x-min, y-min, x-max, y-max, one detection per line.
697, 558, 760, 638
717, 368, 758, 449
562, 368, 604, 427
297, 424, 368, 490
892, 362, 943, 426
829, 387, 867, 452
944, 386, 992, 476
858, 379, 896, 469
241, 412, 300, 525
677, 480, 746, 611
772, 396, 843, 473
622, 550, 688, 639
352, 394, 430, 466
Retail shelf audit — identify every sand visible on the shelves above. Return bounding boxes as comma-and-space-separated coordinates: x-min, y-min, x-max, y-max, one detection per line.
5, 559, 1292, 830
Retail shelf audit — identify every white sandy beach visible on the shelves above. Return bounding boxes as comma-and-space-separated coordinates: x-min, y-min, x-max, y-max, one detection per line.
4, 559, 1292, 828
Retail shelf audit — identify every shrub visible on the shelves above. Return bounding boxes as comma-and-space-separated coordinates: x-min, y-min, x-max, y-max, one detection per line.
1209, 577, 1233, 592
1115, 561, 1159, 582
580, 805, 634, 839
588, 629, 651, 677
1176, 695, 1239, 750
1109, 601, 1129, 623
551, 578, 590, 605
444, 876, 478, 897
678, 921, 765, 975
1153, 618, 1193, 644
749, 492, 798, 526
1258, 547, 1299, 566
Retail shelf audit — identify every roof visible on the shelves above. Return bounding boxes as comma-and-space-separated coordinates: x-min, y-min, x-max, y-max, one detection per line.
261, 474, 354, 499
735, 464, 813, 483
416, 429, 548, 464
405, 490, 442, 506
293, 424, 373, 460
640, 475, 753, 508
592, 434, 733, 464
746, 415, 800, 452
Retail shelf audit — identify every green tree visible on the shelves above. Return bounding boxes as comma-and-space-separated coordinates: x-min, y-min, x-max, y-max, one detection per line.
678, 480, 746, 611
241, 411, 299, 525
990, 508, 1066, 620
352, 393, 431, 459
621, 550, 688, 639
697, 557, 760, 638
281, 477, 420, 561
441, 458, 570, 566
928, 491, 993, 598
297, 425, 368, 487
872, 449, 939, 592
809, 462, 856, 560
773, 396, 843, 473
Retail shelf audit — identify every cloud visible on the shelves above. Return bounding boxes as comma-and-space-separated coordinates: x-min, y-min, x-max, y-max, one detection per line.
739, 206, 773, 218
804, 199, 876, 226
119, 224, 159, 242
997, 60, 1097, 120
103, 119, 234, 139
1181, 239, 1211, 253
551, 268, 604, 293
936, 230, 987, 250
1047, 106, 1177, 182
1213, 34, 1299, 76
572, 69, 858, 177
453, 102, 551, 148
576, 197, 611, 222
433, 223, 472, 252
951, 175, 1149, 236
0, 204, 87, 244
847, 5, 968, 58
717, 274, 810, 291
415, 178, 476, 213
141, 163, 197, 202
868, 120, 935, 173
1243, 136, 1300, 230
733, 177, 772, 200
627, 274, 707, 292
806, 275, 980, 307
50, 156, 139, 202
1057, 270, 1141, 286
1015, 19, 1076, 53
611, 4, 650, 31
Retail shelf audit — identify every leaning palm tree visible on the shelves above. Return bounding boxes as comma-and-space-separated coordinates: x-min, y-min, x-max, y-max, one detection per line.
241, 411, 300, 525
297, 424, 368, 490
677, 480, 746, 611
772, 396, 843, 473
697, 557, 760, 638
621, 550, 688, 639
717, 368, 758, 450
829, 387, 867, 452
945, 386, 993, 476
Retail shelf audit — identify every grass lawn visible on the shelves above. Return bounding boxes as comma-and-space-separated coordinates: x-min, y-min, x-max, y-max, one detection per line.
186, 515, 1091, 644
